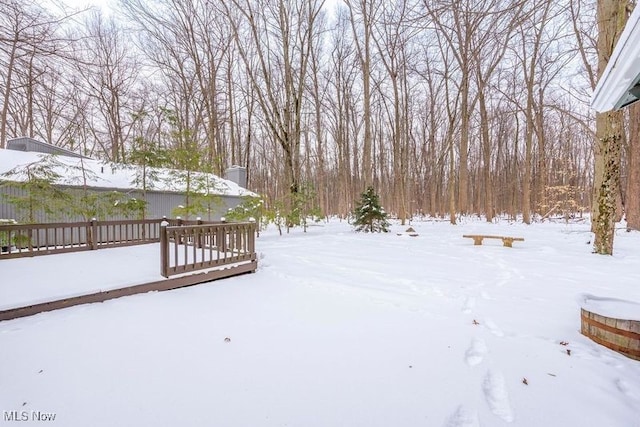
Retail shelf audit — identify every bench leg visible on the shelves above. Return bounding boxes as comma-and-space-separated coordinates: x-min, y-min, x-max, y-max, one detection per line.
502, 238, 513, 248
473, 237, 483, 245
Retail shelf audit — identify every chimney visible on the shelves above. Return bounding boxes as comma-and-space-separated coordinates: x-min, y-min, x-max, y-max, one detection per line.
224, 166, 247, 189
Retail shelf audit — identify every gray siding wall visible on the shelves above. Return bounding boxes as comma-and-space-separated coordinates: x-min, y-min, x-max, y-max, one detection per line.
0, 185, 244, 223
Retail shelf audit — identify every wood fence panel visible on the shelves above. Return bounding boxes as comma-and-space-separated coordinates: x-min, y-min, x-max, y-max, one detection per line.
0, 218, 177, 259
160, 222, 257, 278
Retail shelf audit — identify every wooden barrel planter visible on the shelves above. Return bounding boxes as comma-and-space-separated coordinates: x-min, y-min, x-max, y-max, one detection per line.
580, 297, 640, 361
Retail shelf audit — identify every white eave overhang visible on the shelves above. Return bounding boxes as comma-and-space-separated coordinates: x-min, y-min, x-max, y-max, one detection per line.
591, 5, 640, 112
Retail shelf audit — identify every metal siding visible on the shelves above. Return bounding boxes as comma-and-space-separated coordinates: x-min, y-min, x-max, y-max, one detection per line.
0, 186, 52, 222
145, 191, 182, 219
221, 196, 243, 218
0, 184, 243, 223
144, 191, 243, 221
0, 186, 18, 220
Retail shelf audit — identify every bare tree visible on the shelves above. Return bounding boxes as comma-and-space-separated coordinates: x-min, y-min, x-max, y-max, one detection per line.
122, 0, 232, 172
422, 0, 475, 216
516, 0, 553, 224
371, 0, 418, 224
75, 12, 141, 162
472, 1, 525, 222
308, 10, 329, 215
326, 7, 359, 215
224, 0, 325, 226
345, 0, 381, 189
0, 0, 606, 230
0, 0, 72, 148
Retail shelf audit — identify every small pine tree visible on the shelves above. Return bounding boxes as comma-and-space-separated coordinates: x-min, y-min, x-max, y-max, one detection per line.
1, 155, 72, 223
353, 186, 390, 233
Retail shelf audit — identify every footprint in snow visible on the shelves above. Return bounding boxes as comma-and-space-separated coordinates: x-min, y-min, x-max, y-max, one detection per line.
462, 296, 476, 314
615, 378, 640, 399
432, 287, 445, 297
480, 291, 492, 300
482, 370, 514, 423
496, 274, 510, 287
484, 319, 505, 337
464, 338, 488, 366
444, 405, 480, 427
491, 258, 513, 287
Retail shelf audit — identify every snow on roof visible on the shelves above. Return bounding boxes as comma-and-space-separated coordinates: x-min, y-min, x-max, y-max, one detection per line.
591, 5, 640, 112
0, 148, 257, 198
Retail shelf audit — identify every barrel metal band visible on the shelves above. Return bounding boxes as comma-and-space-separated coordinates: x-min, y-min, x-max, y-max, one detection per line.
584, 333, 640, 358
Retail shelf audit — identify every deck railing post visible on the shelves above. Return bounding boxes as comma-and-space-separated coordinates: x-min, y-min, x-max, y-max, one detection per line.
196, 217, 203, 248
218, 218, 226, 253
248, 219, 256, 255
160, 220, 169, 278
159, 217, 167, 240
90, 218, 98, 250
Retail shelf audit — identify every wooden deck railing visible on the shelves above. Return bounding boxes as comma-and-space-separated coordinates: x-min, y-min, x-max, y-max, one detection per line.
160, 222, 257, 278
0, 218, 209, 259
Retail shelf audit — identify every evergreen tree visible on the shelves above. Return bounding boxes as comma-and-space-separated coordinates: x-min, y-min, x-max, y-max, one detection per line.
0, 155, 71, 223
290, 181, 323, 232
128, 136, 169, 219
225, 195, 265, 235
353, 186, 390, 233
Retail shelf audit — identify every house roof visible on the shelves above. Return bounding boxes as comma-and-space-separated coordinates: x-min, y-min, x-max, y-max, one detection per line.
7, 137, 89, 159
0, 148, 257, 198
591, 5, 640, 112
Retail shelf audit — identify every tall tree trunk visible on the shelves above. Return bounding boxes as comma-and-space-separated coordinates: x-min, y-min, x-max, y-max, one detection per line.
593, 114, 623, 253
346, 0, 375, 188
593, 0, 628, 254
523, 107, 534, 224
625, 103, 640, 229
458, 74, 470, 215
478, 89, 493, 222
535, 88, 547, 217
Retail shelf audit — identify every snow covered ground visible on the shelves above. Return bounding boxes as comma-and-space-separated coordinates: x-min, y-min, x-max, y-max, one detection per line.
1, 217, 640, 426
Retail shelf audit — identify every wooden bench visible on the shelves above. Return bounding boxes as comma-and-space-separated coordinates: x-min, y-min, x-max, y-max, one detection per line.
462, 234, 524, 248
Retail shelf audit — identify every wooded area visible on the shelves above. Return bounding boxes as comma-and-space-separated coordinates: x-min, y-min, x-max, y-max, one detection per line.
1, 0, 639, 239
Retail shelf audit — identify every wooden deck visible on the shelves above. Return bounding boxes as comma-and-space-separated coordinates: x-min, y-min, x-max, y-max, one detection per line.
0, 260, 257, 322
0, 220, 258, 322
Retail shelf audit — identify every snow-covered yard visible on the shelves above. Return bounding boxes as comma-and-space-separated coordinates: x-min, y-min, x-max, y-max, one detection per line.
1, 217, 639, 426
